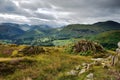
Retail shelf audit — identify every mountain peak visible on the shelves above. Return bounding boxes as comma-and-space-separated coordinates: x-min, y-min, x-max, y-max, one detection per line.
93, 20, 120, 26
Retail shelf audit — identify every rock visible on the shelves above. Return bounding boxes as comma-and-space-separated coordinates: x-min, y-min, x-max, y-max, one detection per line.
110, 42, 120, 66
116, 48, 120, 54
111, 54, 119, 66
78, 69, 86, 75
26, 77, 32, 80
75, 65, 81, 70
86, 73, 94, 80
23, 77, 32, 80
73, 40, 104, 54
82, 63, 87, 67
91, 58, 103, 61
93, 61, 101, 66
86, 64, 91, 70
67, 70, 78, 76
102, 62, 109, 69
116, 42, 120, 55
118, 42, 120, 48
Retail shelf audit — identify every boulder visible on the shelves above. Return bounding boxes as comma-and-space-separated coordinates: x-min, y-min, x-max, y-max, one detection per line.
111, 42, 120, 66
67, 70, 78, 76
78, 69, 86, 75
75, 65, 81, 70
118, 42, 120, 48
86, 73, 94, 80
82, 63, 87, 67
74, 40, 104, 53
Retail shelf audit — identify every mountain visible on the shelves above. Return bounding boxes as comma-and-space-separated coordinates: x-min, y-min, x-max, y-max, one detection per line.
57, 24, 98, 39
0, 20, 120, 46
57, 20, 120, 39
17, 25, 55, 39
91, 30, 120, 49
93, 20, 120, 30
0, 23, 25, 39
18, 24, 32, 31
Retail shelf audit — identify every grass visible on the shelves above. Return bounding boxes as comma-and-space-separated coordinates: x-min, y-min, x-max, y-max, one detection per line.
0, 47, 92, 80
0, 45, 118, 80
52, 39, 74, 46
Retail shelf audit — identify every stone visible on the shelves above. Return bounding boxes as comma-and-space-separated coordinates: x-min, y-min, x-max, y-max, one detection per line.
78, 69, 86, 75
26, 77, 32, 80
93, 61, 101, 66
75, 65, 81, 70
118, 42, 120, 48
102, 63, 109, 69
86, 64, 90, 70
67, 70, 78, 76
111, 55, 119, 66
86, 73, 94, 80
23, 77, 32, 80
91, 58, 103, 61
116, 48, 120, 54
82, 63, 87, 67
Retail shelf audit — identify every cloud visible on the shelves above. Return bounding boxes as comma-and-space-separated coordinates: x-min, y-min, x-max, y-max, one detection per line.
0, 13, 30, 23
0, 0, 119, 26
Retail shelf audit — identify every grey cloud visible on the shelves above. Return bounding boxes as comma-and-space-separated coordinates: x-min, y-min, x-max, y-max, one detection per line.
0, 0, 17, 13
0, 0, 120, 26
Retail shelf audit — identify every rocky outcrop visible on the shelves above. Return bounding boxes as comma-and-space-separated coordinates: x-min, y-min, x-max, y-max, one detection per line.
66, 62, 94, 75
74, 40, 104, 53
66, 42, 120, 80
19, 46, 45, 56
111, 42, 120, 66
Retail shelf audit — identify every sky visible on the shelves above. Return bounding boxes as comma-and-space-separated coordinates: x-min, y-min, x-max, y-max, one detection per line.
0, 0, 120, 27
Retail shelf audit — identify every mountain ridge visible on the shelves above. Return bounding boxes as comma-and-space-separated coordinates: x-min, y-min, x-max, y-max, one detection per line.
0, 20, 120, 45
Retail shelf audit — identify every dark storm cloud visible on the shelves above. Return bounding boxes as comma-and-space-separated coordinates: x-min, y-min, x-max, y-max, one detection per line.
0, 0, 120, 26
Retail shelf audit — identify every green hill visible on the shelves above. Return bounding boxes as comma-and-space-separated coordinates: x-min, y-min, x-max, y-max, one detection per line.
0, 20, 120, 46
93, 20, 120, 30
57, 21, 120, 39
92, 30, 120, 49
0, 23, 25, 39
57, 24, 98, 39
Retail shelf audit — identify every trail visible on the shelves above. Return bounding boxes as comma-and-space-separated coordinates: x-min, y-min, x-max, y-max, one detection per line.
0, 57, 24, 62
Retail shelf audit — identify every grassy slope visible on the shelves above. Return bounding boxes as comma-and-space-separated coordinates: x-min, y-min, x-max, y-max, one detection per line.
0, 47, 92, 80
0, 44, 118, 80
91, 30, 120, 49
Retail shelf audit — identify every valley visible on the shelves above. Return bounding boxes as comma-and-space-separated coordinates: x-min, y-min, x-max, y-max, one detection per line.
0, 20, 120, 49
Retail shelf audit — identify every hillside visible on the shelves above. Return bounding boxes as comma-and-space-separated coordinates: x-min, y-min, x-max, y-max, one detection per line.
0, 20, 120, 46
0, 23, 25, 39
17, 25, 54, 39
93, 20, 120, 30
57, 21, 120, 39
0, 41, 119, 80
57, 24, 100, 39
91, 30, 120, 49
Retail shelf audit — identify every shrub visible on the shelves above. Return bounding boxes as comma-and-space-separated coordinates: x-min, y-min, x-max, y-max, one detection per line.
64, 44, 74, 54
79, 50, 93, 56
